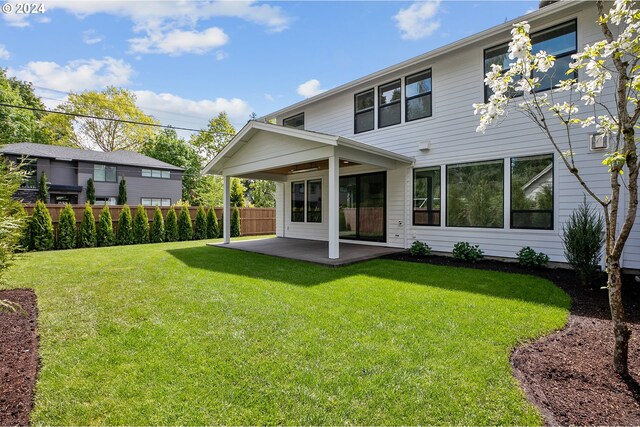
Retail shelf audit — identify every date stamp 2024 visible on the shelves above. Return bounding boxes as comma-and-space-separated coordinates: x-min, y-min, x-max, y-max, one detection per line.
2, 3, 46, 14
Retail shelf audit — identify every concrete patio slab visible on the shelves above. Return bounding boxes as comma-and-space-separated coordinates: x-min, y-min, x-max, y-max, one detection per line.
208, 237, 405, 266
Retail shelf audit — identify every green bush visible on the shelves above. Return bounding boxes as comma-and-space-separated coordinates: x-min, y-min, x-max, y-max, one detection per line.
516, 246, 549, 268
206, 208, 219, 239
231, 206, 241, 238
151, 207, 165, 243
118, 177, 127, 205
31, 200, 54, 251
38, 172, 48, 203
133, 205, 150, 244
177, 206, 193, 241
97, 205, 115, 247
409, 240, 431, 257
116, 204, 133, 245
165, 207, 178, 242
16, 204, 31, 252
79, 203, 96, 248
86, 178, 96, 204
193, 206, 207, 240
562, 198, 604, 287
57, 204, 77, 249
452, 241, 484, 263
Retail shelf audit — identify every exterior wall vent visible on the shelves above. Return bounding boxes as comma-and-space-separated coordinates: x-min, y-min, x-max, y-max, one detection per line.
418, 141, 431, 151
589, 133, 609, 151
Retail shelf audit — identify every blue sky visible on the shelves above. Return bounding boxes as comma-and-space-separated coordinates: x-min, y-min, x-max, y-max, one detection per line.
0, 0, 537, 134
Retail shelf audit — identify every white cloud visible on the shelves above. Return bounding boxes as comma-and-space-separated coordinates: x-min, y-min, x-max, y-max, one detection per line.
264, 93, 275, 102
130, 27, 228, 55
8, 57, 133, 93
297, 79, 325, 98
83, 29, 103, 45
394, 1, 441, 40
215, 50, 228, 61
0, 45, 10, 60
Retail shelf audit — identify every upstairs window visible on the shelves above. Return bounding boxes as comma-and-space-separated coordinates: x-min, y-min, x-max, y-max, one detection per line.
283, 113, 305, 130
354, 89, 374, 134
406, 69, 432, 122
378, 80, 401, 128
94, 164, 117, 182
142, 169, 171, 179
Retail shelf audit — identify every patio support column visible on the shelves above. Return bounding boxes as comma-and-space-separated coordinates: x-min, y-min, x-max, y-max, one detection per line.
223, 175, 231, 244
328, 155, 339, 259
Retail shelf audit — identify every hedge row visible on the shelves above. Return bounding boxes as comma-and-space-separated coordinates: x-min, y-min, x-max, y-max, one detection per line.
22, 201, 241, 251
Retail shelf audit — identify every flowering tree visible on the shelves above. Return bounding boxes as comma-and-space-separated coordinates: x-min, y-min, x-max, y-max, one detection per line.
473, 0, 639, 376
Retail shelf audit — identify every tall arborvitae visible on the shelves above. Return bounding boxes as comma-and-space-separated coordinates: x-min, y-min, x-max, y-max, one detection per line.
177, 206, 193, 241
165, 207, 178, 242
97, 205, 115, 247
37, 172, 48, 203
117, 177, 127, 205
57, 203, 77, 249
193, 205, 207, 240
116, 204, 133, 245
31, 201, 54, 251
206, 208, 219, 239
151, 206, 165, 243
133, 205, 150, 244
86, 178, 96, 204
79, 203, 96, 248
231, 206, 241, 238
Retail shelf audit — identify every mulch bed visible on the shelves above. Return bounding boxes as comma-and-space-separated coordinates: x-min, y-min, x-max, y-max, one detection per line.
0, 289, 38, 427
385, 252, 640, 426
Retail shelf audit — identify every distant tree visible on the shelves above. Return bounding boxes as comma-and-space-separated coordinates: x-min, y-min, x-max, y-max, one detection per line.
116, 204, 133, 245
230, 178, 246, 207
132, 205, 150, 244
97, 205, 115, 247
86, 178, 96, 204
206, 207, 219, 239
249, 180, 276, 207
31, 201, 54, 251
79, 203, 96, 248
117, 178, 127, 205
57, 204, 77, 249
231, 206, 241, 238
151, 206, 165, 243
37, 172, 48, 203
165, 207, 179, 242
190, 112, 235, 162
193, 205, 207, 240
194, 175, 224, 207
177, 206, 193, 241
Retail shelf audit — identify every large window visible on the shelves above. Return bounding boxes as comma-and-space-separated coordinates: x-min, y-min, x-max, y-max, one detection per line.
283, 113, 304, 130
141, 198, 171, 207
94, 164, 117, 182
307, 180, 322, 223
511, 154, 553, 229
291, 180, 322, 223
413, 166, 440, 226
378, 80, 401, 128
446, 159, 504, 228
291, 181, 305, 222
142, 169, 170, 179
406, 69, 432, 122
484, 20, 577, 100
354, 89, 374, 134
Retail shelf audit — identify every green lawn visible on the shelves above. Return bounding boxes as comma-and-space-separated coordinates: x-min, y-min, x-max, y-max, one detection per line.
4, 238, 570, 425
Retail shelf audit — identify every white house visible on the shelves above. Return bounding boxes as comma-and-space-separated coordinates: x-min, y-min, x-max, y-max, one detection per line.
204, 0, 640, 271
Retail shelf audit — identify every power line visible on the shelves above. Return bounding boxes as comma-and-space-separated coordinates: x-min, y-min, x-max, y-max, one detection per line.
0, 102, 237, 136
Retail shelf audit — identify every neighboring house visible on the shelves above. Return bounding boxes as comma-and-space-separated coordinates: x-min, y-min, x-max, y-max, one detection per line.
1, 143, 183, 206
204, 1, 640, 270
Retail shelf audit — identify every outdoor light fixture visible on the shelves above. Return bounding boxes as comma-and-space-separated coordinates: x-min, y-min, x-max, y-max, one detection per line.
289, 167, 320, 174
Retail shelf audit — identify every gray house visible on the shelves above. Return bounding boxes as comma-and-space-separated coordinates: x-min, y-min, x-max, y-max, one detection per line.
1, 143, 183, 206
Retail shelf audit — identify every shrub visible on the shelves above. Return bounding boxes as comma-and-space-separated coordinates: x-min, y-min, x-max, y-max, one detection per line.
562, 198, 604, 287
193, 205, 207, 240
97, 206, 115, 247
31, 200, 54, 251
177, 206, 193, 241
57, 204, 77, 249
79, 203, 96, 248
117, 177, 127, 205
410, 240, 432, 257
16, 204, 31, 252
165, 207, 179, 242
206, 208, 219, 239
86, 178, 96, 204
133, 205, 150, 244
452, 241, 484, 263
151, 207, 165, 243
516, 246, 549, 268
231, 206, 241, 237
37, 172, 48, 202
116, 204, 133, 245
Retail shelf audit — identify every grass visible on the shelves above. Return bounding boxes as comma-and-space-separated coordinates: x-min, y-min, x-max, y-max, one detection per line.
4, 238, 570, 425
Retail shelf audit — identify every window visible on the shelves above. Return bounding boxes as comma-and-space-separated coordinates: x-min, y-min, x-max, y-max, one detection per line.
484, 20, 577, 100
142, 169, 171, 179
94, 164, 117, 182
413, 166, 440, 226
141, 198, 171, 206
95, 196, 117, 206
446, 159, 504, 228
354, 89, 374, 134
511, 154, 553, 229
291, 182, 305, 222
378, 80, 401, 128
406, 69, 432, 122
283, 113, 304, 130
307, 180, 322, 223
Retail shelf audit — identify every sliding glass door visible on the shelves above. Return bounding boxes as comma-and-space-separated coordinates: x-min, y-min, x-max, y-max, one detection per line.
339, 171, 386, 242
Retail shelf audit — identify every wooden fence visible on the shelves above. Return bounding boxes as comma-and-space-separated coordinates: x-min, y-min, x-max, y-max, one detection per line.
23, 205, 276, 237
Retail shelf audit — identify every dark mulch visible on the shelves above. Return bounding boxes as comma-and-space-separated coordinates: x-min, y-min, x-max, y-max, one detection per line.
385, 252, 640, 426
0, 289, 38, 427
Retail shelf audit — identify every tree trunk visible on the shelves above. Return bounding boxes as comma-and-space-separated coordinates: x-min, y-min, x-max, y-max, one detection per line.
607, 258, 631, 376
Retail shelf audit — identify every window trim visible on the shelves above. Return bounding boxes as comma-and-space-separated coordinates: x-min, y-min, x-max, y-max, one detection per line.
405, 69, 433, 123
412, 165, 441, 226
283, 112, 305, 130
354, 88, 375, 134
510, 154, 554, 230
377, 79, 402, 129
93, 164, 117, 183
